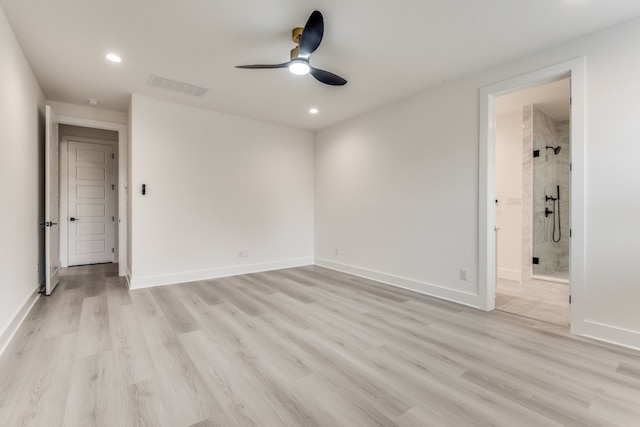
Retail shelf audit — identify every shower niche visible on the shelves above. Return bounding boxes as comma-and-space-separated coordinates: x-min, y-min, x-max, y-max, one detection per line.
526, 105, 571, 282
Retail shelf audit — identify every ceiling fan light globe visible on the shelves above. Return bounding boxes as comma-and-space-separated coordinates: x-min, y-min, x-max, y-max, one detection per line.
289, 60, 310, 76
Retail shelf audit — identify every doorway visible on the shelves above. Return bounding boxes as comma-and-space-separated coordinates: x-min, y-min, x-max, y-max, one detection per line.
494, 79, 571, 326
478, 58, 586, 336
59, 125, 119, 268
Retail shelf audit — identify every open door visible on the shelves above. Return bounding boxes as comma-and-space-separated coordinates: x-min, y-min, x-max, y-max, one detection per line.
45, 105, 60, 295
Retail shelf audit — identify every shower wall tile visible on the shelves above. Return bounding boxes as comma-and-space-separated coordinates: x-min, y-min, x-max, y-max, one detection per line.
531, 106, 570, 278
521, 105, 533, 281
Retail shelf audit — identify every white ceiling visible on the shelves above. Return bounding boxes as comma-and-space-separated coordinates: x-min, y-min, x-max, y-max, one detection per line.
2, 0, 640, 131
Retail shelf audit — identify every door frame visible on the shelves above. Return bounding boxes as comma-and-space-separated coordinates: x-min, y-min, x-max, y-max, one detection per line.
478, 57, 586, 335
44, 105, 60, 295
60, 136, 118, 268
56, 115, 128, 278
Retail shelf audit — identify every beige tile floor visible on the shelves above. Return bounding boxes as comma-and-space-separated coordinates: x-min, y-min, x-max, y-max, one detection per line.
496, 277, 570, 327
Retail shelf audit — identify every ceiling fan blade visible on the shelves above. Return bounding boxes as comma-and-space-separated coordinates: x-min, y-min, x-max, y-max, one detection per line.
299, 11, 324, 58
310, 67, 347, 86
235, 62, 290, 69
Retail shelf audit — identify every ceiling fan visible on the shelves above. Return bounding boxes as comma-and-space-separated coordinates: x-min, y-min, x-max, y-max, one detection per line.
235, 10, 347, 86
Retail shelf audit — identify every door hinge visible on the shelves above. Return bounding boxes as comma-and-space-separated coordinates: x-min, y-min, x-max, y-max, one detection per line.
569, 295, 572, 304
112, 184, 115, 190
112, 153, 115, 159
570, 163, 572, 171
112, 248, 115, 253
570, 229, 572, 237
112, 216, 115, 222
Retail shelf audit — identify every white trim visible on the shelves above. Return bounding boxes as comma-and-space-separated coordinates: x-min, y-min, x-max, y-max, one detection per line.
0, 286, 40, 356
55, 115, 128, 278
479, 58, 585, 336
532, 275, 569, 285
582, 321, 640, 352
125, 267, 132, 289
498, 268, 521, 282
60, 138, 68, 267
129, 258, 314, 289
315, 258, 480, 308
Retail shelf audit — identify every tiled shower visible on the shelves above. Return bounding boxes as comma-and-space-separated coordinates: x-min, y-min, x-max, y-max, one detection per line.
523, 105, 571, 282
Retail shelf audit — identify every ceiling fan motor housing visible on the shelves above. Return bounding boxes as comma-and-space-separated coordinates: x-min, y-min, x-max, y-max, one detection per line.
292, 27, 304, 43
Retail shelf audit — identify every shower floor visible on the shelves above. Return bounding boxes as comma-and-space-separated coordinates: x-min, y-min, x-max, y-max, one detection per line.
496, 277, 569, 327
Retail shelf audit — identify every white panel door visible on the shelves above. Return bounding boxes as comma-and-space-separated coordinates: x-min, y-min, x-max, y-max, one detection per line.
68, 141, 114, 265
45, 106, 60, 295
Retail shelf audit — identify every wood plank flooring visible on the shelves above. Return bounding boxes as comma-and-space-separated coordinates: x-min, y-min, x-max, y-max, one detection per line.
1, 264, 639, 426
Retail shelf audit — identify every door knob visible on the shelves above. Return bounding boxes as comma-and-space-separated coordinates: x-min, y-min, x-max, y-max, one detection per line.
69, 217, 78, 221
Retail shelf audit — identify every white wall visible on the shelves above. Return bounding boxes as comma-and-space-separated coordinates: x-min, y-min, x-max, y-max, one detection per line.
315, 80, 481, 307
129, 95, 314, 287
127, 101, 133, 278
46, 101, 127, 125
315, 17, 640, 348
0, 5, 45, 351
579, 19, 640, 345
495, 111, 523, 281
59, 124, 119, 141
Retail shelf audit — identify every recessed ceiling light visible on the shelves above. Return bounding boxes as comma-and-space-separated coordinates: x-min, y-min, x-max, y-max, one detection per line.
106, 53, 122, 63
309, 108, 319, 114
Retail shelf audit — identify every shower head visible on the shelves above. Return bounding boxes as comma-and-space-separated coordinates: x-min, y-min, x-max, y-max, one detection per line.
545, 145, 561, 155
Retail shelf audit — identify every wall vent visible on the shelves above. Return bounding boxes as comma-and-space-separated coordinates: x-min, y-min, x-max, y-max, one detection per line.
147, 74, 208, 97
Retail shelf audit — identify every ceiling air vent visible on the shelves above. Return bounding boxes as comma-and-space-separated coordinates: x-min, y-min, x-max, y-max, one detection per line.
147, 74, 208, 97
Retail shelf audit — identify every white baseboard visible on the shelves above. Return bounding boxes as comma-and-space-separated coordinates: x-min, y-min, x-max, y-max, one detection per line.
314, 258, 480, 309
0, 286, 40, 356
582, 320, 640, 351
498, 268, 520, 282
129, 258, 314, 289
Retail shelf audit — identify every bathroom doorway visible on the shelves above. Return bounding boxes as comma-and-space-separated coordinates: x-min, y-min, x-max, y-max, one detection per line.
494, 78, 571, 327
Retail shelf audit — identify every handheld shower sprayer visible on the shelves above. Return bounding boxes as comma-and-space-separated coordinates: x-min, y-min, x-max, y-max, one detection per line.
545, 185, 562, 242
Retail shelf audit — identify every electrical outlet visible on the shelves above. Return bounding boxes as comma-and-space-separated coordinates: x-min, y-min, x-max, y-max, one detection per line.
459, 269, 468, 281
239, 250, 249, 258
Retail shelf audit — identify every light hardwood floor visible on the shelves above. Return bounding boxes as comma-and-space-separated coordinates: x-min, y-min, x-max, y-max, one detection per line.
1, 264, 639, 426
